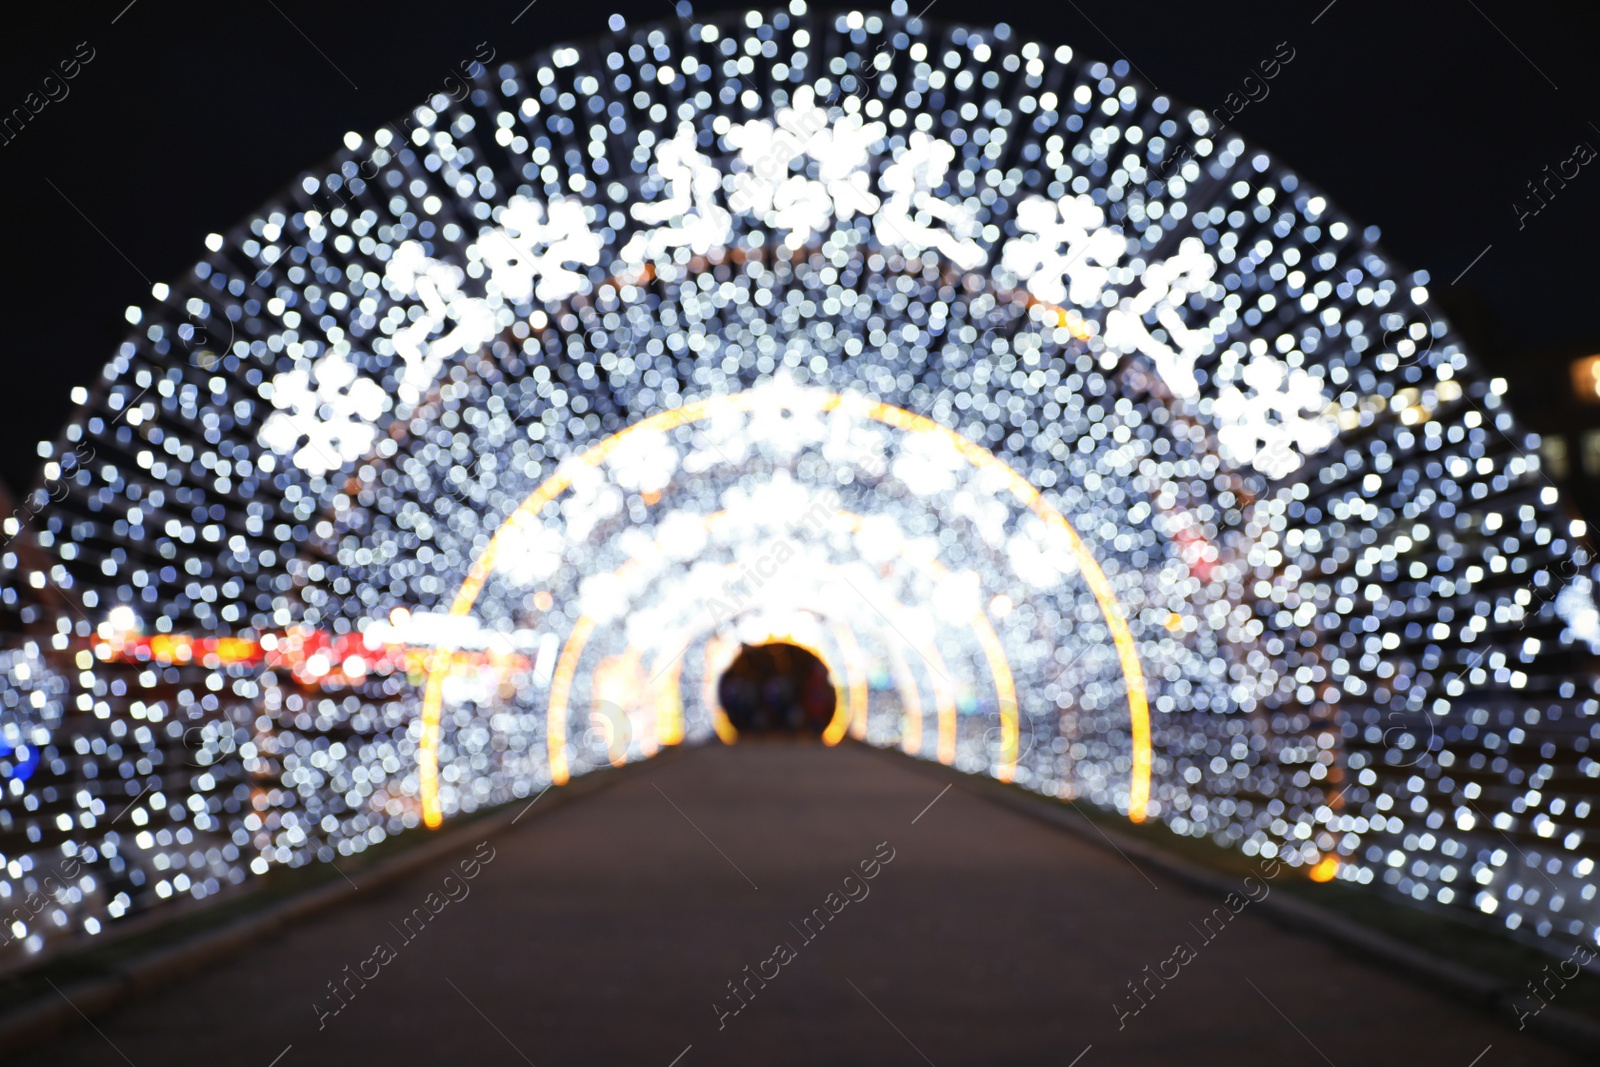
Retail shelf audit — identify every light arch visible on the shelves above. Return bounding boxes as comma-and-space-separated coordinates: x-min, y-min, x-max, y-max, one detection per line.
418, 388, 1150, 827
10, 5, 1591, 963
537, 507, 994, 781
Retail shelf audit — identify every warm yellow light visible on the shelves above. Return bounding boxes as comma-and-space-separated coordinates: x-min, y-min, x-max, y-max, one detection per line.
545, 616, 597, 787
834, 621, 869, 742
1572, 355, 1600, 403
654, 654, 684, 747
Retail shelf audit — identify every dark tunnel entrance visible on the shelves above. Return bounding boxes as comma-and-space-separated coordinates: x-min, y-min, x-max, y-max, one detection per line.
716, 642, 836, 737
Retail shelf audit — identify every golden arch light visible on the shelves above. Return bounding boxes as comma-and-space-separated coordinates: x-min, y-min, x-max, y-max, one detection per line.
418, 387, 1148, 825
550, 526, 988, 768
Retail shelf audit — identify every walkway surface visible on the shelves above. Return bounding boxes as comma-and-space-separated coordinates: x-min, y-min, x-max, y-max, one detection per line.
17, 741, 1575, 1066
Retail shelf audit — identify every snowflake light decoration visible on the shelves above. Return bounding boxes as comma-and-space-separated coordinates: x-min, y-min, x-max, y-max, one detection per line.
477, 196, 604, 304
1213, 353, 1336, 478
258, 350, 388, 476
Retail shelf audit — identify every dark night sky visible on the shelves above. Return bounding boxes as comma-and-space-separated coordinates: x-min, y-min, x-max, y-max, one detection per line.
1, 0, 1596, 494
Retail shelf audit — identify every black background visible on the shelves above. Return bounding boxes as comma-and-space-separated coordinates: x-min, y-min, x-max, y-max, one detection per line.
1, 0, 1595, 494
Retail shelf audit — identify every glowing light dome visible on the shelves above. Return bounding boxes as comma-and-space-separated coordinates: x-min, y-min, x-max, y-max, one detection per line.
1, 4, 1596, 964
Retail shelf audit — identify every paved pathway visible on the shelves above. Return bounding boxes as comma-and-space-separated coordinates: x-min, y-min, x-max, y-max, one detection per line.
16, 741, 1575, 1065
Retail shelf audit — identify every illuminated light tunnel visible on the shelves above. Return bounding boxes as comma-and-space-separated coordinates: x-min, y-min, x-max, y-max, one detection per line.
2, 3, 1597, 969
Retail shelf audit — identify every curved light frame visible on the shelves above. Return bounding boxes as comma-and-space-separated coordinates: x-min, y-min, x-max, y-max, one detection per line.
546, 561, 861, 780
419, 388, 1150, 826
547, 550, 965, 770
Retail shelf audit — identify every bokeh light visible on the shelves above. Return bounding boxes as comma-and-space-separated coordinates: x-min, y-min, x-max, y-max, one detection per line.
1, 3, 1595, 964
